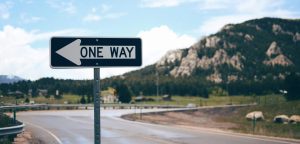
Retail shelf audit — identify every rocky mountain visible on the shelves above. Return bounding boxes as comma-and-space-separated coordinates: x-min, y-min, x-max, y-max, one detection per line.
0, 75, 24, 84
155, 17, 300, 83
102, 17, 300, 96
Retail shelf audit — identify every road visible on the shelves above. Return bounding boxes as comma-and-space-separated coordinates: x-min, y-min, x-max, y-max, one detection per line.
17, 109, 299, 144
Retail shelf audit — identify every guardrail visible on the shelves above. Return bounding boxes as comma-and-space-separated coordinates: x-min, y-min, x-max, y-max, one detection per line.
0, 121, 24, 137
0, 103, 185, 111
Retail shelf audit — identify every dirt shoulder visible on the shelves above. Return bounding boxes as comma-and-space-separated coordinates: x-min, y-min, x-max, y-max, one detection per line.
122, 106, 243, 131
13, 130, 44, 144
122, 105, 300, 139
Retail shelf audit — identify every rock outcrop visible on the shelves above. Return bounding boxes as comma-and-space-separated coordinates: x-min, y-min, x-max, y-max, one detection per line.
273, 115, 290, 124
153, 18, 299, 83
266, 42, 282, 57
264, 54, 293, 66
246, 111, 264, 121
290, 115, 300, 124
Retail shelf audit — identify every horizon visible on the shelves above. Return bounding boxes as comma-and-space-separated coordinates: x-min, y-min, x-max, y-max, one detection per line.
0, 0, 300, 80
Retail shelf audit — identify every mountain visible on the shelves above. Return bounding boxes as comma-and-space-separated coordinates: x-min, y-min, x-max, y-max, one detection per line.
155, 17, 300, 82
0, 75, 24, 84
106, 17, 300, 96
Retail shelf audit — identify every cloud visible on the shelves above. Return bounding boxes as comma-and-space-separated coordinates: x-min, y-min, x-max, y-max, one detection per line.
0, 1, 13, 19
100, 25, 196, 78
83, 4, 126, 22
0, 25, 195, 80
137, 25, 196, 66
47, 0, 76, 14
198, 0, 231, 10
140, 0, 198, 8
100, 4, 111, 13
83, 14, 101, 22
0, 25, 91, 80
20, 13, 42, 24
196, 0, 299, 36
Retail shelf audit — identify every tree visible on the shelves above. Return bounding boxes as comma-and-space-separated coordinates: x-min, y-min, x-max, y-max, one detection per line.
80, 95, 86, 104
87, 95, 92, 103
31, 87, 38, 97
284, 73, 300, 101
116, 84, 132, 103
25, 97, 30, 103
54, 92, 63, 99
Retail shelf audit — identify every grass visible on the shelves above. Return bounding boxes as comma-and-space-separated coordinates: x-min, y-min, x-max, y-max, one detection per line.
216, 100, 300, 139
0, 113, 16, 128
0, 94, 285, 106
134, 94, 300, 139
0, 94, 81, 104
136, 94, 285, 106
0, 113, 16, 144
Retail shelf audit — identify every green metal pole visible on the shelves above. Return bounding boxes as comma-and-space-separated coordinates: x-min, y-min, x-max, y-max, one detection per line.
252, 114, 256, 134
13, 108, 16, 124
94, 68, 101, 144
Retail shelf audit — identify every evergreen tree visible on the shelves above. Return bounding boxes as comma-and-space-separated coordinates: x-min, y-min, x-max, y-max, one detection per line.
284, 73, 300, 101
80, 95, 86, 104
116, 84, 132, 103
25, 97, 30, 103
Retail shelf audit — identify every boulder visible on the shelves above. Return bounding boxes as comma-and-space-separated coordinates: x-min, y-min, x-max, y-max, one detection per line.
186, 103, 196, 108
273, 115, 289, 124
245, 111, 264, 121
290, 115, 300, 124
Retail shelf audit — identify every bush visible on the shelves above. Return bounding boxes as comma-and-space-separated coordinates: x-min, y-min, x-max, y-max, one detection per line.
284, 73, 300, 101
116, 84, 132, 103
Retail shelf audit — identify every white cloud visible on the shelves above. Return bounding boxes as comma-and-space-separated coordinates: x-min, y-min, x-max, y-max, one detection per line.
47, 0, 76, 14
83, 5, 125, 22
198, 0, 231, 10
0, 25, 91, 80
100, 25, 196, 78
196, 0, 299, 36
100, 4, 111, 13
198, 15, 253, 36
137, 25, 196, 65
20, 13, 42, 24
83, 14, 101, 22
0, 1, 13, 19
0, 25, 195, 80
140, 0, 198, 8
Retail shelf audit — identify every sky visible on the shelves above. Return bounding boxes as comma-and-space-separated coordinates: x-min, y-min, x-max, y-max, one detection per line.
0, 0, 299, 80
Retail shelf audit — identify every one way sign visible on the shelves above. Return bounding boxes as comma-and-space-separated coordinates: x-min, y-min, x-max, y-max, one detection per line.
50, 37, 142, 68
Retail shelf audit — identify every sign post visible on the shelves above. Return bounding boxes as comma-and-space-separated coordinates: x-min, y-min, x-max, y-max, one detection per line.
94, 68, 100, 144
50, 37, 142, 144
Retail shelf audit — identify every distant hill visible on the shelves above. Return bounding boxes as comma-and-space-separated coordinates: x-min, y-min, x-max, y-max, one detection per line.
102, 17, 300, 96
0, 75, 24, 84
154, 17, 300, 83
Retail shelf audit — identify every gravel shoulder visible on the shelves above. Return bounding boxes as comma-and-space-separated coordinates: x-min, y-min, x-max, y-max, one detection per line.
122, 106, 243, 131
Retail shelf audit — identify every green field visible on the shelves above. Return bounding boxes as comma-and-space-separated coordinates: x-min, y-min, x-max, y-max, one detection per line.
135, 94, 285, 106
0, 94, 81, 105
0, 94, 286, 106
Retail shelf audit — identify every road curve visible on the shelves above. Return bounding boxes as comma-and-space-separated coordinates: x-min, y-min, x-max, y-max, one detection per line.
17, 109, 299, 144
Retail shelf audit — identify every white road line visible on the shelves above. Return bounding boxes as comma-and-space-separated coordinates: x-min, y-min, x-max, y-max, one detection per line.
63, 116, 93, 125
25, 121, 63, 144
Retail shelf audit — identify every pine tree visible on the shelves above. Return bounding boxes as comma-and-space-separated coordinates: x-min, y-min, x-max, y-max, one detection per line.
80, 95, 86, 104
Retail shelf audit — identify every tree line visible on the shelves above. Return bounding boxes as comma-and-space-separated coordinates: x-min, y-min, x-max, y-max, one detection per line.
0, 73, 299, 103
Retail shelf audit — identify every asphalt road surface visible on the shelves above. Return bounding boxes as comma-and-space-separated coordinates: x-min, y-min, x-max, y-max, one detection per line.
17, 109, 299, 144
